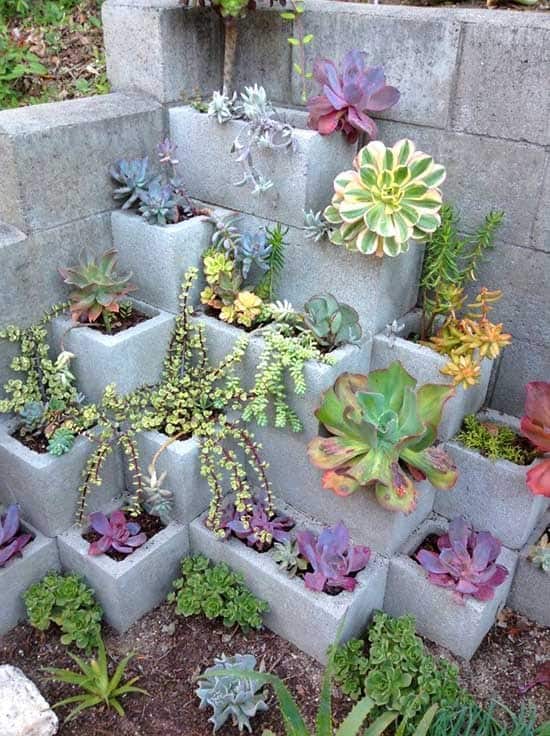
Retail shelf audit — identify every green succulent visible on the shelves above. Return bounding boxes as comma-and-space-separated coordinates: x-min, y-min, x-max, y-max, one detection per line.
271, 539, 308, 578
328, 638, 369, 700
324, 139, 446, 258
47, 426, 76, 456
307, 362, 458, 513
303, 293, 362, 350
529, 533, 550, 574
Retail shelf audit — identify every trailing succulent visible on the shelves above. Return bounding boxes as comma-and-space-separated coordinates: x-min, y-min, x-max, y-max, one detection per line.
521, 381, 550, 498
87, 510, 147, 557
323, 139, 446, 258
307, 50, 399, 143
308, 361, 458, 513
416, 517, 509, 603
196, 653, 268, 733
0, 504, 32, 567
221, 496, 295, 552
529, 531, 550, 574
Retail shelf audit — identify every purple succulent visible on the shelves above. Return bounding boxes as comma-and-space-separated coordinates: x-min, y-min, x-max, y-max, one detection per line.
157, 137, 179, 167
87, 510, 147, 557
296, 521, 370, 594
416, 517, 509, 604
221, 498, 295, 552
0, 505, 32, 568
307, 50, 400, 143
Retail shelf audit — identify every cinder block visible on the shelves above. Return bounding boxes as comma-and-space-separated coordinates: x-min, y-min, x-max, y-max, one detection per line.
508, 512, 550, 627
383, 515, 517, 660
532, 157, 550, 253
190, 502, 388, 662
111, 210, 214, 312
169, 105, 354, 229
436, 410, 549, 549
0, 93, 163, 232
371, 311, 493, 441
51, 300, 175, 404
0, 418, 124, 538
489, 338, 550, 419
0, 522, 60, 634
58, 518, 189, 632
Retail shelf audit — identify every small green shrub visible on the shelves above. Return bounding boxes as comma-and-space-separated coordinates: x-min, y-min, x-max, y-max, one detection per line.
456, 414, 536, 465
24, 572, 103, 653
167, 555, 268, 631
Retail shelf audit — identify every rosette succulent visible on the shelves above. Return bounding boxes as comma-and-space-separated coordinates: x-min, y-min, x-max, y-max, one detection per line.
221, 498, 294, 552
416, 517, 509, 603
521, 381, 550, 498
307, 362, 457, 513
307, 50, 400, 143
324, 139, 446, 258
110, 156, 153, 209
87, 510, 147, 556
303, 293, 362, 350
0, 505, 32, 567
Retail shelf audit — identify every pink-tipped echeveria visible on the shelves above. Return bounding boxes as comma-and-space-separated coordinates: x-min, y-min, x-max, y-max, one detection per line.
307, 362, 458, 514
87, 510, 147, 556
0, 505, 32, 567
307, 50, 400, 144
416, 517, 508, 604
296, 521, 370, 593
520, 381, 550, 498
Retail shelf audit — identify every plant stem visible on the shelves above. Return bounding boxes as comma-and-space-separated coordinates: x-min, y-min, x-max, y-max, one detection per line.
223, 19, 238, 95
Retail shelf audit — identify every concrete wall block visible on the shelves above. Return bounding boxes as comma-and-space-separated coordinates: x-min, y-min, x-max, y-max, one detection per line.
371, 311, 493, 441
111, 210, 213, 313
489, 338, 550, 418
190, 502, 388, 663
51, 300, 174, 404
383, 515, 517, 660
0, 418, 124, 538
58, 519, 189, 632
436, 410, 549, 549
0, 523, 61, 635
508, 512, 550, 627
532, 156, 550, 253
169, 105, 354, 229
0, 93, 164, 232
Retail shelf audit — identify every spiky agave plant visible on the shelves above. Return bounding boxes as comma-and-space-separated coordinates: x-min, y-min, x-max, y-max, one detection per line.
307, 362, 458, 513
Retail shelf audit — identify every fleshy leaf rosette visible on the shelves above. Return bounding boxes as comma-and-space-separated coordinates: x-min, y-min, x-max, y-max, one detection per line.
0, 505, 32, 567
307, 50, 400, 143
307, 362, 457, 513
416, 517, 509, 603
324, 139, 446, 258
520, 381, 550, 498
87, 510, 147, 556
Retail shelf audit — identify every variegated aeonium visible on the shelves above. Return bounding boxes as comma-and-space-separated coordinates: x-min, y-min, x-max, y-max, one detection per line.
307, 362, 458, 513
324, 139, 446, 258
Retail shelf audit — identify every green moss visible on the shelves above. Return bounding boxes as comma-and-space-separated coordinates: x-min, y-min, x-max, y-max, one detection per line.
456, 415, 536, 465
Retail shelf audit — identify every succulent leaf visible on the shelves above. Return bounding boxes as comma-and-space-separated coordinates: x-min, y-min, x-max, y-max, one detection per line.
521, 381, 550, 498
304, 293, 362, 350
0, 504, 32, 567
87, 510, 146, 557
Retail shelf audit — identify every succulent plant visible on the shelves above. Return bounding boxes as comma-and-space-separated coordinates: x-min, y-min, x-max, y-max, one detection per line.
238, 231, 271, 278
324, 139, 446, 258
529, 532, 550, 574
197, 653, 269, 733
221, 497, 295, 552
208, 212, 243, 255
141, 464, 174, 524
307, 50, 400, 143
303, 293, 362, 350
0, 505, 32, 567
239, 83, 272, 120
296, 521, 370, 593
47, 426, 76, 456
18, 400, 46, 432
138, 178, 180, 225
416, 517, 509, 603
87, 510, 147, 556
59, 249, 136, 329
208, 89, 239, 123
232, 291, 263, 328
110, 156, 153, 209
307, 362, 458, 513
271, 539, 308, 578
303, 209, 333, 243
521, 381, 550, 498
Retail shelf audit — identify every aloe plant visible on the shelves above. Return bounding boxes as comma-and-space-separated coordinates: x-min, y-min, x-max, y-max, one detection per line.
307, 362, 458, 513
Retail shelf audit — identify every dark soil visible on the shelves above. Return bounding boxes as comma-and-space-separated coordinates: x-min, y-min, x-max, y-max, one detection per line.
82, 512, 164, 562
89, 308, 149, 336
414, 532, 441, 557
12, 428, 49, 454
0, 605, 547, 735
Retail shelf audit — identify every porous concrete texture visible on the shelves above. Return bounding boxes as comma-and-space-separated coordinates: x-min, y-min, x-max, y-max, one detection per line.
0, 418, 124, 538
111, 210, 214, 313
132, 431, 212, 524
0, 665, 58, 736
51, 300, 174, 404
0, 93, 163, 233
57, 519, 189, 632
190, 502, 389, 663
508, 512, 550, 628
383, 515, 517, 660
169, 105, 354, 229
0, 523, 60, 635
371, 310, 493, 441
436, 410, 549, 550
490, 339, 550, 419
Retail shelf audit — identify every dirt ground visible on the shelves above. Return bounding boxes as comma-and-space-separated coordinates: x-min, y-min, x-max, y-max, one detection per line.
0, 604, 548, 735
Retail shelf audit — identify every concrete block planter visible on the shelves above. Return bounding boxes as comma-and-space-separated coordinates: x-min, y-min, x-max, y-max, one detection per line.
371, 310, 493, 440
57, 518, 189, 632
436, 411, 549, 549
190, 502, 388, 662
0, 418, 124, 538
384, 515, 517, 660
0, 522, 60, 634
111, 210, 214, 313
169, 106, 353, 229
508, 512, 550, 627
51, 299, 175, 404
